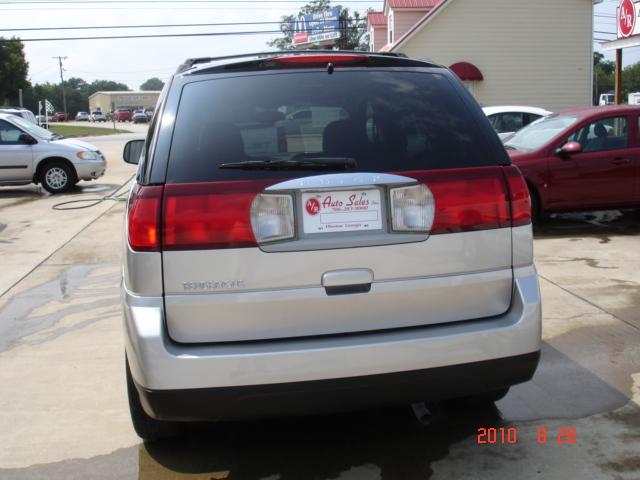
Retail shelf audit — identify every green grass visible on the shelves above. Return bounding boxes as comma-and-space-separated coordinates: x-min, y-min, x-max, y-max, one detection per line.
48, 124, 131, 138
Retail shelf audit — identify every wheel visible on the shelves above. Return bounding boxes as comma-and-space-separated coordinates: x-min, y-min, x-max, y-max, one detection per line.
527, 183, 542, 223
40, 161, 75, 194
126, 355, 181, 442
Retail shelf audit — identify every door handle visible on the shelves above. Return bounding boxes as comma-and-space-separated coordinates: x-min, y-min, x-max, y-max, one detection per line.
611, 157, 631, 165
322, 269, 373, 295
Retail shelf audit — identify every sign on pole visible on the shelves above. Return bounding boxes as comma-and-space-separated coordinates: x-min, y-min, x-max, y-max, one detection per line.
617, 0, 639, 38
290, 6, 341, 47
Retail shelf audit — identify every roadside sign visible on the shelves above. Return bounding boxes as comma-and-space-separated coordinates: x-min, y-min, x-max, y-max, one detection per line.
290, 6, 341, 47
618, 0, 639, 38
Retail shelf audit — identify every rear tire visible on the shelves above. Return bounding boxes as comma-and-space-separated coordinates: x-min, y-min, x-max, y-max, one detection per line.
39, 161, 75, 194
527, 184, 542, 223
126, 355, 181, 442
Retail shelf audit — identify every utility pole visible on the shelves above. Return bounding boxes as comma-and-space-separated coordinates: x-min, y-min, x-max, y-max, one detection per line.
52, 56, 68, 115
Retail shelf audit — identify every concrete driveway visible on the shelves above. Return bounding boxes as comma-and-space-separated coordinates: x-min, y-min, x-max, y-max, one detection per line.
0, 134, 638, 479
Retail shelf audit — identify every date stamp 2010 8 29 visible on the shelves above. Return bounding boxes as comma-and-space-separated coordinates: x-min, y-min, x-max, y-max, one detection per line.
477, 427, 577, 445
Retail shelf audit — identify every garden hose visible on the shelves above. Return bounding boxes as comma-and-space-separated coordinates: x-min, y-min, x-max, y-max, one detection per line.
51, 173, 136, 211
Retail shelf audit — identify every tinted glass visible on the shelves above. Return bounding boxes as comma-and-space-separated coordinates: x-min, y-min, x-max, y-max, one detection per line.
489, 112, 524, 134
567, 116, 628, 153
166, 70, 494, 183
523, 113, 543, 126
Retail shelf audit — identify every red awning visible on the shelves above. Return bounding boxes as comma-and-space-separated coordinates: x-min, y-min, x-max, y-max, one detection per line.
449, 62, 483, 81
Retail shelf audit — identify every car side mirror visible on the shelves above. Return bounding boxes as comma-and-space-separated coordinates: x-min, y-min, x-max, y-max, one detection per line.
123, 139, 144, 165
19, 133, 37, 145
556, 141, 582, 158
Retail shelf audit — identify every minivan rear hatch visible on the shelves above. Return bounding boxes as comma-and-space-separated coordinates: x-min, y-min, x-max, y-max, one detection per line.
155, 65, 518, 343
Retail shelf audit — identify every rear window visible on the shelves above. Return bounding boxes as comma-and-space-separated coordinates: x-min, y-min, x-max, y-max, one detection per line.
167, 70, 494, 183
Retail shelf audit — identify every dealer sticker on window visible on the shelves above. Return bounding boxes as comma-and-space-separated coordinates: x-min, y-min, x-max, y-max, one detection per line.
302, 189, 382, 234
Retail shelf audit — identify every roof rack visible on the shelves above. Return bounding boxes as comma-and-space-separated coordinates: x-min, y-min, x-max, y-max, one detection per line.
176, 50, 409, 73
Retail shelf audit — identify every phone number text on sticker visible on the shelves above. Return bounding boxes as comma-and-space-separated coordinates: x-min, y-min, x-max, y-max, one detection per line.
302, 189, 382, 234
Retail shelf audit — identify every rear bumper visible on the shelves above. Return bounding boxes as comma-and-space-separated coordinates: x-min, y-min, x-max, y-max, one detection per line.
136, 352, 540, 421
123, 264, 541, 419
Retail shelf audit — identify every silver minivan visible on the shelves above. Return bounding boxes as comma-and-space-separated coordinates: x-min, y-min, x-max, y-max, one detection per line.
0, 113, 106, 193
122, 52, 541, 441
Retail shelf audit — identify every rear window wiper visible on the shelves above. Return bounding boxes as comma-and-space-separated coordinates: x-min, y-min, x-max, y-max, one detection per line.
219, 157, 357, 170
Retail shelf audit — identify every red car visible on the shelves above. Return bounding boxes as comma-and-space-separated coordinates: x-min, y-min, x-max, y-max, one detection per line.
504, 105, 640, 218
113, 109, 132, 122
53, 112, 68, 121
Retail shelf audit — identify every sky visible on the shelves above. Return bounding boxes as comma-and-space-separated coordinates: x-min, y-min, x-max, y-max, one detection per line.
594, 0, 640, 64
0, 0, 382, 90
0, 0, 638, 90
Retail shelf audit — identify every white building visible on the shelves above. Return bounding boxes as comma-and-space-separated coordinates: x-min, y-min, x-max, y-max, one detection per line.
367, 0, 603, 111
88, 91, 161, 113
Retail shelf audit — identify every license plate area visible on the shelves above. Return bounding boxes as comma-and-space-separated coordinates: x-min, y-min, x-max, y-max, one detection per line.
258, 173, 429, 253
301, 189, 383, 235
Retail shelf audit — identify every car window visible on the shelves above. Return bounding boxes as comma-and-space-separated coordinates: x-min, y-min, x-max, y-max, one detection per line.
489, 112, 524, 134
0, 120, 23, 144
523, 113, 543, 126
567, 116, 628, 153
8, 115, 56, 141
505, 114, 580, 152
167, 71, 495, 183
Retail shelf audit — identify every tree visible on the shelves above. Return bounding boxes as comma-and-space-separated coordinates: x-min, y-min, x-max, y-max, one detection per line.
593, 51, 615, 105
267, 0, 367, 51
23, 78, 130, 116
622, 62, 640, 99
86, 80, 129, 96
140, 77, 165, 91
0, 37, 30, 106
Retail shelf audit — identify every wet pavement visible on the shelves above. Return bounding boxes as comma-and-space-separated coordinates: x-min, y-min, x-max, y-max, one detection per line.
0, 142, 639, 479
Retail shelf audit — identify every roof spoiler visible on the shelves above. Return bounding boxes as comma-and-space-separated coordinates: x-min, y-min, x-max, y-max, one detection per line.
176, 50, 410, 74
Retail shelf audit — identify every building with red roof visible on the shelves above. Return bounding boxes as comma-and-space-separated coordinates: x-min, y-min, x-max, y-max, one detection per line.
366, 12, 388, 51
368, 0, 603, 111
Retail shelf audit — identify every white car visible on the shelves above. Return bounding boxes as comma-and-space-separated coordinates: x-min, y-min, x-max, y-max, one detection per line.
132, 109, 148, 124
0, 107, 37, 125
91, 111, 107, 122
0, 113, 106, 193
483, 106, 552, 141
75, 111, 90, 121
599, 93, 615, 106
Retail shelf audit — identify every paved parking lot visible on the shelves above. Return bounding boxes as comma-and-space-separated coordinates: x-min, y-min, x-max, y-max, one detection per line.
0, 133, 639, 479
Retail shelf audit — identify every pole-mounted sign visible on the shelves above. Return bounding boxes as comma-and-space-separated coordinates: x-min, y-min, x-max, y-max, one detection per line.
618, 0, 639, 38
290, 6, 341, 47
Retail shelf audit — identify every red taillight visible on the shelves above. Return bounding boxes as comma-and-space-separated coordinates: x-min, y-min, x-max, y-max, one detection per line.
127, 184, 163, 252
270, 54, 367, 64
402, 167, 512, 234
162, 181, 275, 250
502, 166, 532, 227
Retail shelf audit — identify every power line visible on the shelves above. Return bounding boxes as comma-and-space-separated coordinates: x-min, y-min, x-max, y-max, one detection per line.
0, 5, 368, 10
0, 19, 364, 32
66, 67, 175, 74
0, 26, 365, 42
0, 0, 380, 2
